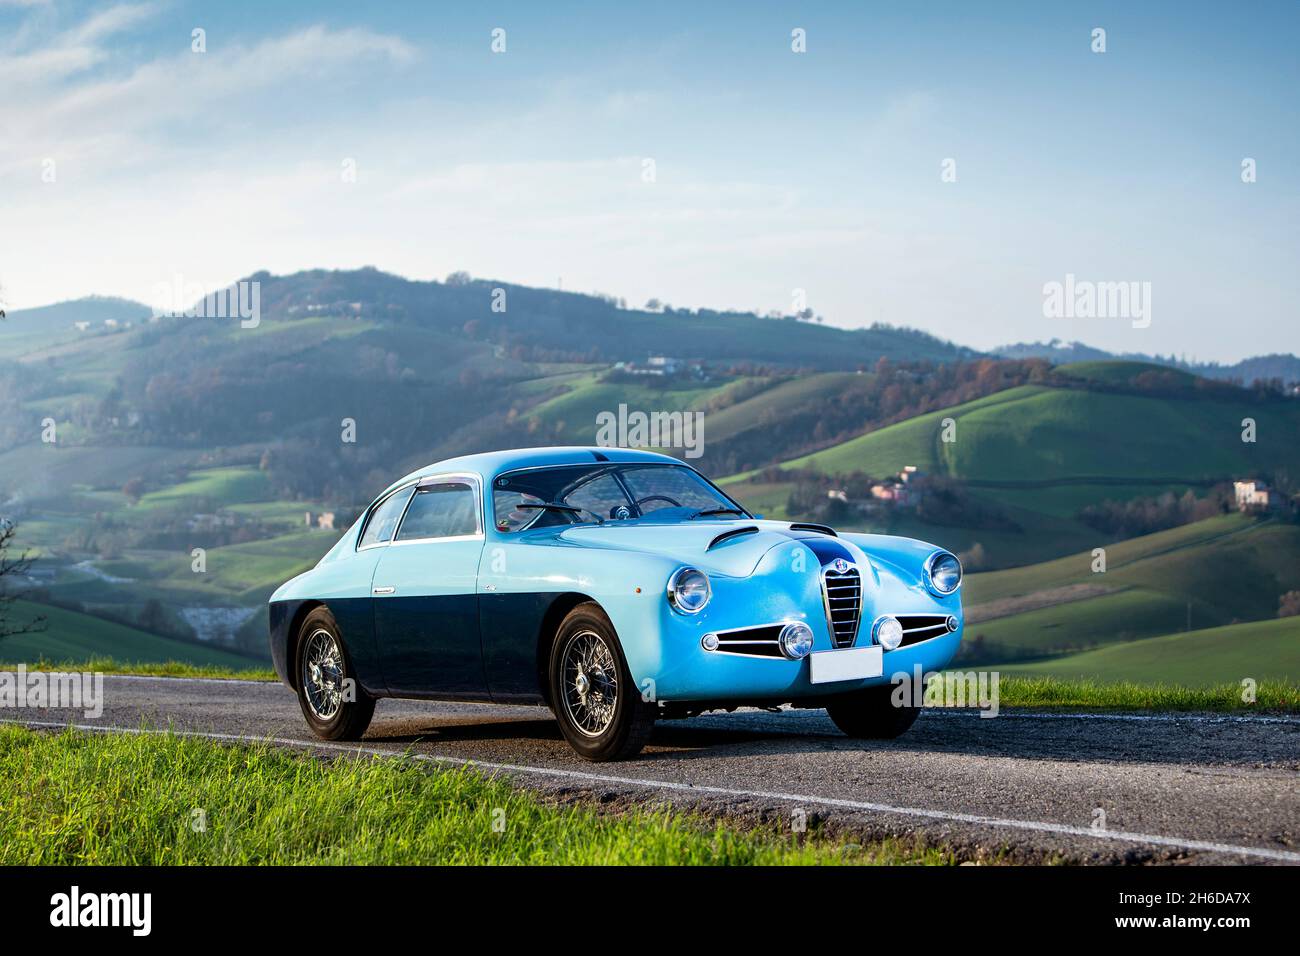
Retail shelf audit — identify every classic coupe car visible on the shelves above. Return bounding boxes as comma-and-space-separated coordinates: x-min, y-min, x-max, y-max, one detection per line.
269, 447, 963, 760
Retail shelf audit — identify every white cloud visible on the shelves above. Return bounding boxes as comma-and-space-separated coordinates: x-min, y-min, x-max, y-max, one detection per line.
0, 9, 416, 174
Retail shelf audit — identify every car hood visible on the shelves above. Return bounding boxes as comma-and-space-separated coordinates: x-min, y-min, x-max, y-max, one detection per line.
551, 521, 800, 577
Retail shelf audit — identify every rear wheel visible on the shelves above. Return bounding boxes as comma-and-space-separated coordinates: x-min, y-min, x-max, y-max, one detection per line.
295, 606, 375, 741
549, 602, 655, 761
826, 683, 920, 739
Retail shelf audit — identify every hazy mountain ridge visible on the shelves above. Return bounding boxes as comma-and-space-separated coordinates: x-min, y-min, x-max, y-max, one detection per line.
994, 340, 1300, 385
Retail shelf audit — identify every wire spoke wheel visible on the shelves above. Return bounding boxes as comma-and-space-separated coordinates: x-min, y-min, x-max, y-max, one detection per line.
560, 628, 620, 737
301, 627, 345, 720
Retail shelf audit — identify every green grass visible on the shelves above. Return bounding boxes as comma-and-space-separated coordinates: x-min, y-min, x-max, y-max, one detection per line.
993, 618, 1300, 688
10, 656, 277, 681
135, 466, 271, 511
990, 675, 1298, 711
0, 726, 956, 865
0, 601, 263, 669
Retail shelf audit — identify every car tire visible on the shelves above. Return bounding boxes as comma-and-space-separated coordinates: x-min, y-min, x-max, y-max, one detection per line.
295, 606, 376, 741
826, 683, 921, 739
549, 602, 655, 761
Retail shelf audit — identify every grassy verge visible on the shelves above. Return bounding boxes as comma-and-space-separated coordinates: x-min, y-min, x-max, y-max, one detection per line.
6, 656, 277, 682
0, 726, 954, 865
983, 676, 1298, 713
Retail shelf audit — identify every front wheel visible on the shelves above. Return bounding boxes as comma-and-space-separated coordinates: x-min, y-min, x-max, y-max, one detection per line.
549, 603, 655, 761
295, 606, 375, 741
826, 683, 921, 739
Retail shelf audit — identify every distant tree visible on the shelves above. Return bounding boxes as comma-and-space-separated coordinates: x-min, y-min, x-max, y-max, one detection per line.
0, 520, 44, 640
137, 598, 168, 634
122, 477, 146, 504
445, 271, 473, 286
644, 298, 663, 312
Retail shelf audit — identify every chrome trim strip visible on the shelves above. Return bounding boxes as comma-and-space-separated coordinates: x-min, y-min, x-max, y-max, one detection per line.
702, 620, 805, 659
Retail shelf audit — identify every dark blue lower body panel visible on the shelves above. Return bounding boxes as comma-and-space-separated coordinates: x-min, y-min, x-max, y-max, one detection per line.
272, 591, 567, 704
479, 591, 556, 703
268, 597, 388, 697
374, 593, 487, 698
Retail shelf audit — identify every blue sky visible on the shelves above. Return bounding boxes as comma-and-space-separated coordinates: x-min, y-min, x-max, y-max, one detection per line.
1, 0, 1296, 361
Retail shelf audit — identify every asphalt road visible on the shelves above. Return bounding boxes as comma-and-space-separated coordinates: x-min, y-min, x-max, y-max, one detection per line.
9, 675, 1300, 864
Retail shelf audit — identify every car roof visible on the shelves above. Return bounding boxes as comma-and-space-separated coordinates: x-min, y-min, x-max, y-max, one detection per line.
377, 447, 684, 499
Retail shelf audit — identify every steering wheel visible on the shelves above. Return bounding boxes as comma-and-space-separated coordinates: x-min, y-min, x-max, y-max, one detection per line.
634, 494, 682, 511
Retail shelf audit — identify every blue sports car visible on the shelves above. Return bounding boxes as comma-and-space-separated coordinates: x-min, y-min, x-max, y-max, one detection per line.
269, 447, 963, 760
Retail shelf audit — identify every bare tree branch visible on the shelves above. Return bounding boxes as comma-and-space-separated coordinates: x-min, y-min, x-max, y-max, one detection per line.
0, 520, 46, 640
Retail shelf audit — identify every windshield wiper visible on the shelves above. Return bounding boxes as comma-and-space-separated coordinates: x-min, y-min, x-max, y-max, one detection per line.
689, 507, 747, 520
517, 502, 604, 524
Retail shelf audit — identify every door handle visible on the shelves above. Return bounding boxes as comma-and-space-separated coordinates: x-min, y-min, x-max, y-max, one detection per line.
372, 586, 396, 595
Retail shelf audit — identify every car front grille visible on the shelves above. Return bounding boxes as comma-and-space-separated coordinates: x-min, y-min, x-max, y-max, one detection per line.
896, 614, 956, 648
822, 565, 862, 648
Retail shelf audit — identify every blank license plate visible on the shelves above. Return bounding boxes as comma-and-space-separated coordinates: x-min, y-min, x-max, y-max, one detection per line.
809, 646, 883, 684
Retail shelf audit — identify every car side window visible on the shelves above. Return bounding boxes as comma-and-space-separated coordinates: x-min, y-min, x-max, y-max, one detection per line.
358, 487, 414, 549
396, 482, 479, 540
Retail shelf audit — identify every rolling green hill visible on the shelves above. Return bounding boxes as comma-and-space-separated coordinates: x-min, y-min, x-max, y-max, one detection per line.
960, 515, 1300, 662
994, 617, 1300, 685
0, 600, 262, 667
719, 367, 1300, 568
771, 381, 1300, 484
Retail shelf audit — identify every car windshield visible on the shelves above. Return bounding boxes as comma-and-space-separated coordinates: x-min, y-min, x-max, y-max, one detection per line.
492, 463, 748, 532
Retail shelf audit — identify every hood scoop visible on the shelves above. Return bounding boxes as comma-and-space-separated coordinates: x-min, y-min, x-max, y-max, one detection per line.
787, 522, 837, 536
706, 526, 760, 550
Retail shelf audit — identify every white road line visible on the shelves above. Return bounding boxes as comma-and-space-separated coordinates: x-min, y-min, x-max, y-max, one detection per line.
8, 718, 1299, 864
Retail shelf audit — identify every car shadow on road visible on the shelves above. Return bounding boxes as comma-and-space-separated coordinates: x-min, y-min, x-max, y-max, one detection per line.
640, 712, 1298, 768
358, 707, 1295, 769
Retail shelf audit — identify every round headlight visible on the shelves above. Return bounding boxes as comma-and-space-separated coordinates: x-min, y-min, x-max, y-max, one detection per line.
778, 622, 814, 660
925, 551, 963, 595
666, 567, 711, 614
873, 615, 904, 651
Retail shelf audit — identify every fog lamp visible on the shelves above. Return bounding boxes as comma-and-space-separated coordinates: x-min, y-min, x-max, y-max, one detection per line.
778, 622, 814, 660
873, 615, 904, 651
